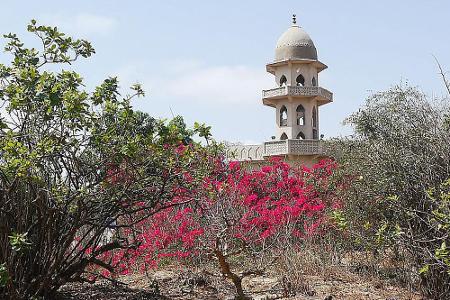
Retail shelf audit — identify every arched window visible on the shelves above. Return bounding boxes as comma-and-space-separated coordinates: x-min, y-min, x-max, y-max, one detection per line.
313, 129, 318, 140
280, 105, 288, 127
312, 106, 317, 128
279, 75, 287, 87
280, 133, 288, 140
312, 77, 317, 87
296, 131, 305, 139
296, 105, 305, 126
296, 74, 305, 86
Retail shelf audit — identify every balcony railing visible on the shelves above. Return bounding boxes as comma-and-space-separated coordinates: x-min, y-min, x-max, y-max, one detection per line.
226, 139, 324, 161
265, 139, 323, 156
262, 86, 333, 102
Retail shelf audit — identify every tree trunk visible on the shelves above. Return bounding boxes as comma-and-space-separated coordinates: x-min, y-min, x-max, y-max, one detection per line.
213, 249, 249, 300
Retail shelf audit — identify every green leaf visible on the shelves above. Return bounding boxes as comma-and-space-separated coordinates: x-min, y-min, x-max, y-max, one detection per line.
419, 264, 429, 275
8, 232, 32, 252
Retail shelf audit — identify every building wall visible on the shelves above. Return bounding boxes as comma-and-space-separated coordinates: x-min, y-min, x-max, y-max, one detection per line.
275, 99, 318, 140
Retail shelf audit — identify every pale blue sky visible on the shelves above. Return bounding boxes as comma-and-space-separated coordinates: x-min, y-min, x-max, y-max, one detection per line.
1, 0, 449, 143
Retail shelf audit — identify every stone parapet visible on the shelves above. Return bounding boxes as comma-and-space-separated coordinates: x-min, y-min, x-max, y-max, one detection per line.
225, 139, 324, 161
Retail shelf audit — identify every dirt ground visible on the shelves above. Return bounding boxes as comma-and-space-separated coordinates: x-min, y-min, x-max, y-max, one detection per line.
58, 266, 425, 300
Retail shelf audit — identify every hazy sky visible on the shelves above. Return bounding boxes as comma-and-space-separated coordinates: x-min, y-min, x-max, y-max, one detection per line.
1, 0, 449, 143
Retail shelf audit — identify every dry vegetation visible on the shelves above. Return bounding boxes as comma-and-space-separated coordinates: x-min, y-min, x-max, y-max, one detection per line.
58, 262, 423, 300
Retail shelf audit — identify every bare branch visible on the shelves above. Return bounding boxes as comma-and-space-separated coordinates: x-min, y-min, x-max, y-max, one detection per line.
433, 55, 450, 96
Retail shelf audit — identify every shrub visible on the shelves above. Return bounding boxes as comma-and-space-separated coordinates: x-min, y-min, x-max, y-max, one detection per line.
101, 158, 340, 299
0, 21, 214, 299
333, 83, 450, 298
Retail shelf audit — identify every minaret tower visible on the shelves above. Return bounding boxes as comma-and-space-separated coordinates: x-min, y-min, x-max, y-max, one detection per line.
262, 15, 333, 141
225, 15, 333, 164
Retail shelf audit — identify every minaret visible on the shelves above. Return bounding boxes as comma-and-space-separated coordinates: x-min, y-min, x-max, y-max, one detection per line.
225, 15, 333, 163
262, 15, 332, 141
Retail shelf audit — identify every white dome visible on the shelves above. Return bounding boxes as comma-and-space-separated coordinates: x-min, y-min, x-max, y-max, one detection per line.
275, 23, 318, 61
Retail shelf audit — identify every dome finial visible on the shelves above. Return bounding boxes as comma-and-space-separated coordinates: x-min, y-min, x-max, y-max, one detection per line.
292, 14, 297, 25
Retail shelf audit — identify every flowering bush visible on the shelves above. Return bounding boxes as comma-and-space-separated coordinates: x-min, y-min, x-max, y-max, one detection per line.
96, 157, 339, 299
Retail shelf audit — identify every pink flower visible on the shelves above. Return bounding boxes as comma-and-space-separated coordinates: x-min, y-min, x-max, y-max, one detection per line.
120, 269, 129, 275
229, 161, 240, 170
244, 194, 258, 205
175, 143, 187, 154
261, 166, 272, 173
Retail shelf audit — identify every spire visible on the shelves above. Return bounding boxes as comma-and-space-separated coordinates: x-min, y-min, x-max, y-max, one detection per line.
292, 14, 297, 25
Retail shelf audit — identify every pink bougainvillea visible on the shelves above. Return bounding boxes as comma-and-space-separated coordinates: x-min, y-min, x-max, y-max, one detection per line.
91, 156, 340, 297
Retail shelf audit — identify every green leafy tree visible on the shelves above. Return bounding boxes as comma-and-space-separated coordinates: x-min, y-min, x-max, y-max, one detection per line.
0, 21, 214, 299
332, 83, 450, 298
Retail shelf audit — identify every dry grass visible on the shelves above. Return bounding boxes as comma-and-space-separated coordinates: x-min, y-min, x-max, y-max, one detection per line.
272, 237, 423, 299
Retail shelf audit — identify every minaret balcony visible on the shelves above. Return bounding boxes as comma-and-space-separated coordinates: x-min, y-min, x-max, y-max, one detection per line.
263, 139, 323, 157
225, 139, 325, 161
262, 86, 333, 106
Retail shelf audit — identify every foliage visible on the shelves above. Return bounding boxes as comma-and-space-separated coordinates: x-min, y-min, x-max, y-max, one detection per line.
96, 158, 340, 299
423, 180, 450, 274
0, 263, 8, 288
0, 21, 215, 299
332, 83, 450, 298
